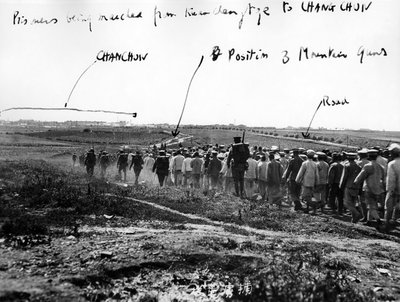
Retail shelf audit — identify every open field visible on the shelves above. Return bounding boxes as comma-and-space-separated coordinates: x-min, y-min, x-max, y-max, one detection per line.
1, 127, 400, 301
3, 124, 398, 151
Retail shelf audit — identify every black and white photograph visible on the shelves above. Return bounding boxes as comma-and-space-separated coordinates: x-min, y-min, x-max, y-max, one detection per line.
0, 0, 400, 301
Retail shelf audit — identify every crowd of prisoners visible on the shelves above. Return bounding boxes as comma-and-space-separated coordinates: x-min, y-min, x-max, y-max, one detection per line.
74, 137, 400, 233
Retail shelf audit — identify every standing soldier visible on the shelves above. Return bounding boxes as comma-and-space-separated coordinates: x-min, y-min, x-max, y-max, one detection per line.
153, 150, 170, 187
84, 148, 96, 177
340, 152, 362, 222
99, 151, 110, 179
117, 149, 129, 182
283, 148, 304, 211
130, 151, 144, 185
383, 143, 400, 231
354, 149, 385, 228
227, 136, 250, 198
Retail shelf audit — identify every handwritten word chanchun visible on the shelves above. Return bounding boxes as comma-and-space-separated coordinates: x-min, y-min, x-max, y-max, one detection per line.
96, 51, 148, 62
301, 1, 372, 13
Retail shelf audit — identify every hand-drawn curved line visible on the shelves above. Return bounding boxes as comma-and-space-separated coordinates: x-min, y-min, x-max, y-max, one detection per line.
172, 55, 204, 136
65, 60, 97, 107
0, 107, 137, 117
302, 100, 323, 137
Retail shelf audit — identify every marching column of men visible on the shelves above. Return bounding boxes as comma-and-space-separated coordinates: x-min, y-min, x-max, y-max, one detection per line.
75, 140, 400, 232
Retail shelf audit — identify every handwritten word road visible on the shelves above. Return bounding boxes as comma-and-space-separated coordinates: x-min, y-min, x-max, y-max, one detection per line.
321, 96, 349, 107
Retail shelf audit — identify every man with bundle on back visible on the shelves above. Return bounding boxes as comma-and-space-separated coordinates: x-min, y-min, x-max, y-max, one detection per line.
227, 135, 250, 198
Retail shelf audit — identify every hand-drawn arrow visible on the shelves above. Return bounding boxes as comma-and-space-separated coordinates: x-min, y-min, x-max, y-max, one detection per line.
302, 100, 323, 139
171, 55, 204, 137
0, 106, 137, 118
65, 60, 97, 108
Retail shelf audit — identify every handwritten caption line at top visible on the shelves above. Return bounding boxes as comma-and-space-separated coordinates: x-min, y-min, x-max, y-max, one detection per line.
12, 1, 374, 32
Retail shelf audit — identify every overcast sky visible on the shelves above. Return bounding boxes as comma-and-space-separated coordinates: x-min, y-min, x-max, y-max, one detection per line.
0, 0, 399, 130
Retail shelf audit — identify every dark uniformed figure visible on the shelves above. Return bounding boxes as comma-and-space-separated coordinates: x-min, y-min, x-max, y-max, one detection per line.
282, 148, 304, 211
84, 148, 96, 177
328, 153, 344, 214
340, 152, 362, 222
130, 151, 144, 185
117, 149, 129, 182
153, 150, 170, 187
227, 136, 250, 197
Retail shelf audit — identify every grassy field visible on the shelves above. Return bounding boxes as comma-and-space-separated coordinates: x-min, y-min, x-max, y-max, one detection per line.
1, 127, 400, 301
3, 125, 399, 152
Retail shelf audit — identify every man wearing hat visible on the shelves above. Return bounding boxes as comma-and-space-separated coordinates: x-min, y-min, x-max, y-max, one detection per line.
374, 146, 388, 177
182, 152, 193, 188
190, 152, 203, 189
99, 151, 110, 179
117, 148, 129, 182
283, 148, 304, 210
152, 150, 170, 187
143, 153, 155, 175
383, 143, 400, 231
296, 149, 320, 214
340, 152, 362, 222
328, 153, 344, 215
171, 150, 185, 187
207, 150, 222, 191
354, 149, 385, 227
130, 151, 144, 185
84, 148, 97, 177
227, 136, 250, 197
